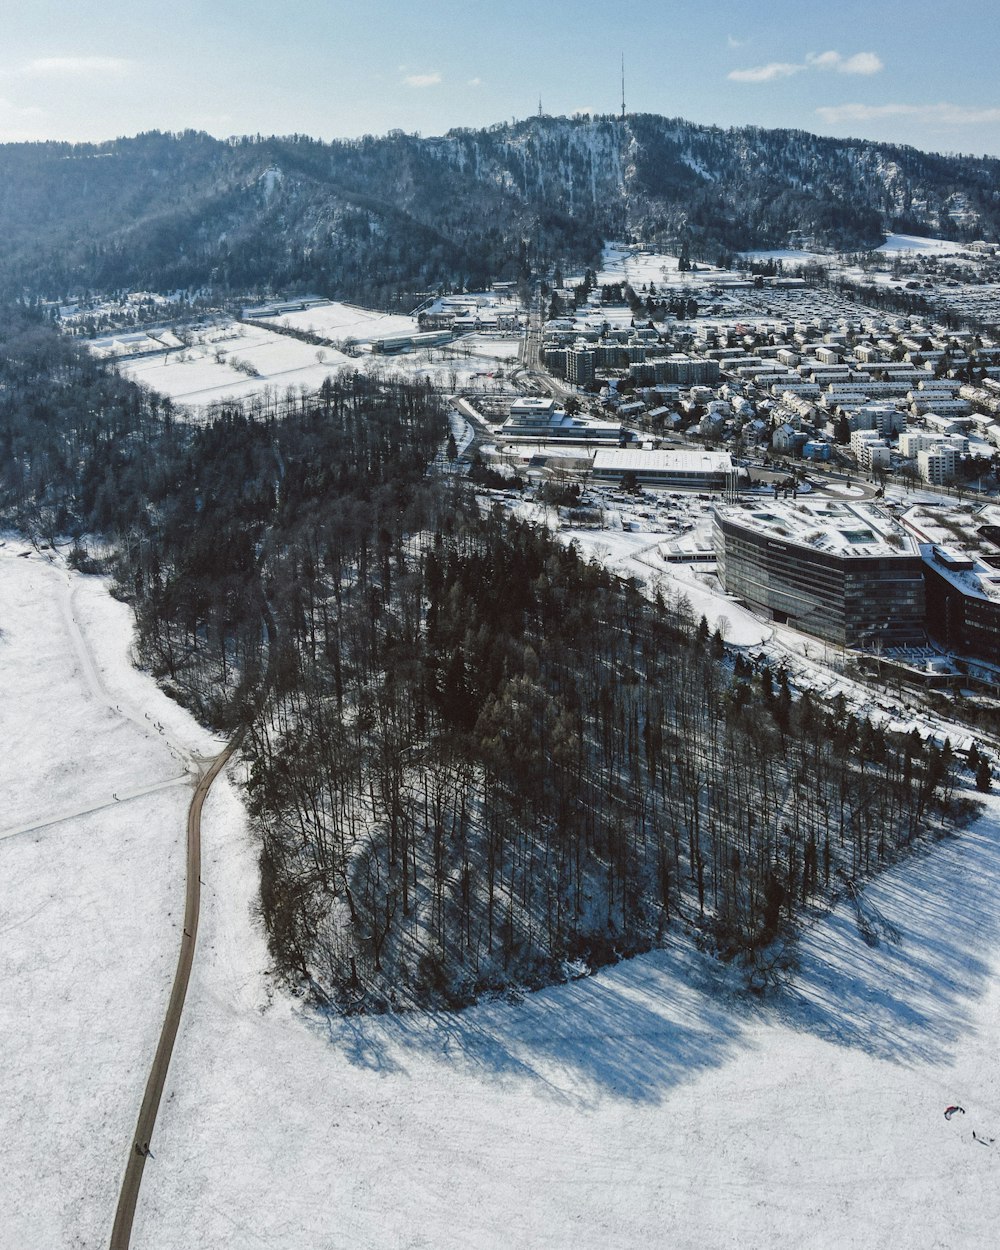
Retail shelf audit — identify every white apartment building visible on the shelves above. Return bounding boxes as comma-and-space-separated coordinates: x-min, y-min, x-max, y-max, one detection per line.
917, 444, 958, 485
815, 346, 842, 365
898, 430, 937, 458
862, 442, 892, 471
850, 428, 890, 471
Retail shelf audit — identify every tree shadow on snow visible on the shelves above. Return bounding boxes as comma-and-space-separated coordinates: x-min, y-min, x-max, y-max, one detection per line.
322, 940, 749, 1105
321, 798, 1000, 1101
774, 799, 1000, 1066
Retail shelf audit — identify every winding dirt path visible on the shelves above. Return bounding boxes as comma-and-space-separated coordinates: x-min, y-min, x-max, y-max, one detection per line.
109, 738, 239, 1249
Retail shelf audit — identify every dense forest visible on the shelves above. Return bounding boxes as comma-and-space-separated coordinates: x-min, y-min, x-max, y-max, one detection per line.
246, 505, 968, 1008
0, 306, 444, 725
0, 114, 998, 304
0, 306, 972, 1009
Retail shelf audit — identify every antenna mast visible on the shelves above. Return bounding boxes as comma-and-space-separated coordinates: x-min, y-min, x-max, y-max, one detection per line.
621, 54, 626, 119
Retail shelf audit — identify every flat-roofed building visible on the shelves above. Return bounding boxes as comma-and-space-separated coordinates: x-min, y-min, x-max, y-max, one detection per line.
714, 500, 925, 647
855, 343, 883, 364
543, 348, 567, 377
899, 430, 937, 458
591, 448, 734, 490
860, 404, 907, 437
922, 545, 1000, 663
508, 397, 558, 419
593, 343, 622, 369
861, 441, 891, 470
851, 428, 883, 455
917, 444, 958, 485
501, 396, 622, 442
566, 348, 596, 386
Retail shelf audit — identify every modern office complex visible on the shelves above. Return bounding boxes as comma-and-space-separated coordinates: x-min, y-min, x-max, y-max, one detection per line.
500, 396, 622, 442
713, 500, 926, 647
922, 545, 1000, 664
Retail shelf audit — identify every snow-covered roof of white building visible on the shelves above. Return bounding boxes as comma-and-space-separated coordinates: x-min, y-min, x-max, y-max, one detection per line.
716, 499, 920, 559
593, 449, 733, 474
920, 544, 1000, 603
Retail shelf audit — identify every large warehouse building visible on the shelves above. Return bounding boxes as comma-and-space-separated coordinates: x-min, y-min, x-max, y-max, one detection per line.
713, 500, 926, 648
591, 448, 735, 491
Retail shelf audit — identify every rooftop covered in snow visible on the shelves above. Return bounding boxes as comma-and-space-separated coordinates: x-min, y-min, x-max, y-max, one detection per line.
591, 448, 734, 488
715, 498, 920, 559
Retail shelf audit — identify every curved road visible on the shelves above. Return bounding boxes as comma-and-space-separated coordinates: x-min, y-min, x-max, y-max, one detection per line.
109, 737, 240, 1249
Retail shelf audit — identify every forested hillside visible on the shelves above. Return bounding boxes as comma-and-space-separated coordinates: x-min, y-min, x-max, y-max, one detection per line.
246, 504, 966, 1008
1, 115, 998, 304
0, 307, 970, 1009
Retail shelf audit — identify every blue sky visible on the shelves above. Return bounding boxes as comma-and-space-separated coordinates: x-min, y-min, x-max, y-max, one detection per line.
1, 0, 999, 156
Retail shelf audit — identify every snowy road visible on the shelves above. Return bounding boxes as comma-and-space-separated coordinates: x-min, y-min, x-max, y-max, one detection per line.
110, 737, 240, 1250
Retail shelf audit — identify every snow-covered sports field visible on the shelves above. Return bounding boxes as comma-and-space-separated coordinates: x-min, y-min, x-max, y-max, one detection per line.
271, 300, 418, 343
4, 540, 1000, 1248
110, 318, 518, 413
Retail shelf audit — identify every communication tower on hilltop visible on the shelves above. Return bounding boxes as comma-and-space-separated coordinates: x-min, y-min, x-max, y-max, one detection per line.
621, 55, 626, 119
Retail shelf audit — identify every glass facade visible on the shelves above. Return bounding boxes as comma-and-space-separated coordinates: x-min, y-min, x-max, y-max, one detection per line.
924, 562, 1000, 664
715, 514, 926, 647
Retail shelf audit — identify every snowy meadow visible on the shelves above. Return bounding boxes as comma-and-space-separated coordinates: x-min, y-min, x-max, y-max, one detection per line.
3, 542, 1000, 1249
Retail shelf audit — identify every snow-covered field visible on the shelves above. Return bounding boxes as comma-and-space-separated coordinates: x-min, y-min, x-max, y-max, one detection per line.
460, 333, 523, 361
271, 300, 418, 344
117, 321, 355, 407
6, 536, 1000, 1248
877, 233, 973, 256
110, 318, 518, 413
742, 235, 975, 266
124, 768, 1000, 1250
739, 246, 830, 267
594, 244, 733, 290
0, 538, 221, 1249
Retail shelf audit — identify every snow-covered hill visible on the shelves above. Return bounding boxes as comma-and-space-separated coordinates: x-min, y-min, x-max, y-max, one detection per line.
4, 540, 1000, 1248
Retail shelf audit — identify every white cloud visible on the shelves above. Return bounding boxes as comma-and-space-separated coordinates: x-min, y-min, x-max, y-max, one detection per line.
818, 101, 1000, 126
19, 56, 135, 79
726, 34, 746, 49
402, 72, 442, 89
731, 50, 883, 83
806, 50, 842, 70
467, 77, 482, 87
806, 50, 883, 75
728, 62, 802, 83
839, 51, 883, 75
